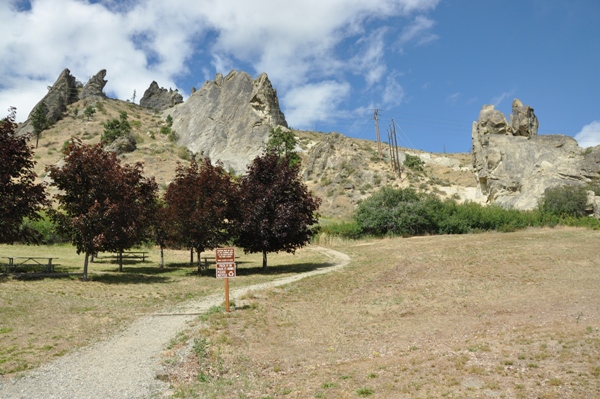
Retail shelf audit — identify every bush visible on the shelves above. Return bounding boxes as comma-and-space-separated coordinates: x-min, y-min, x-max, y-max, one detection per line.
19, 212, 68, 245
404, 154, 425, 172
354, 187, 440, 236
320, 221, 362, 239
539, 185, 588, 217
101, 111, 131, 144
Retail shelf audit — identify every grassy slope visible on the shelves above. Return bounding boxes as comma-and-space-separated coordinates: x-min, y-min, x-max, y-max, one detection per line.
164, 228, 600, 399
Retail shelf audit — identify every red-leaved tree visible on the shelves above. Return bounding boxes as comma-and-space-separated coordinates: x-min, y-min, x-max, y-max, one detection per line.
233, 152, 321, 269
0, 107, 48, 243
162, 158, 236, 271
47, 139, 158, 279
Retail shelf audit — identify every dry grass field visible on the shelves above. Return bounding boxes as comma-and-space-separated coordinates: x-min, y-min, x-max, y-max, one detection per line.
161, 227, 600, 399
0, 245, 328, 376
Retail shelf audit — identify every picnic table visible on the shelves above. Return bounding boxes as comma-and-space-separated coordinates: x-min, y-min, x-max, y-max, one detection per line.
91, 251, 149, 262
3, 257, 57, 273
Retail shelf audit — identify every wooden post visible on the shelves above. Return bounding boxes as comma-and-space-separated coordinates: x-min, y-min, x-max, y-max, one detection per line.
224, 278, 230, 312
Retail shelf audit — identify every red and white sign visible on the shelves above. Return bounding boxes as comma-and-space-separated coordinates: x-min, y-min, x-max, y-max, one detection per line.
216, 247, 235, 263
216, 262, 236, 278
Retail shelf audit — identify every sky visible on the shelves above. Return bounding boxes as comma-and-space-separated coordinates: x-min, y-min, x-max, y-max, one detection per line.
1, 0, 599, 154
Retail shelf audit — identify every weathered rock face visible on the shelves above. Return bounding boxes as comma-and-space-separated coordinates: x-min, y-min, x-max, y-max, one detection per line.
139, 81, 183, 111
169, 70, 288, 174
80, 69, 108, 100
472, 99, 600, 210
23, 68, 79, 131
105, 135, 137, 155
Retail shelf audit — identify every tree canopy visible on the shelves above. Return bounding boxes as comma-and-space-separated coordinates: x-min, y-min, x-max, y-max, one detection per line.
0, 107, 48, 243
47, 139, 158, 278
266, 126, 300, 167
162, 158, 236, 268
101, 111, 131, 144
31, 103, 49, 148
233, 152, 321, 269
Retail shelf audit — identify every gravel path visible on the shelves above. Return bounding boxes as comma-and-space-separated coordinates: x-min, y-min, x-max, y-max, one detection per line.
0, 247, 350, 399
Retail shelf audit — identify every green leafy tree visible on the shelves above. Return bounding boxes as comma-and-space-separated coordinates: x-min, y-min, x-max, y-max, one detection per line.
31, 103, 49, 148
163, 158, 236, 270
47, 139, 158, 279
266, 126, 300, 167
101, 111, 131, 144
83, 105, 96, 120
354, 187, 439, 236
539, 185, 589, 217
233, 152, 321, 269
0, 107, 48, 243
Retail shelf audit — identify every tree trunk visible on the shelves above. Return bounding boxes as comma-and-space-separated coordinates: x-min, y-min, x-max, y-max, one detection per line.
262, 250, 267, 270
119, 251, 123, 272
160, 246, 164, 269
190, 248, 194, 266
83, 252, 89, 281
197, 249, 202, 274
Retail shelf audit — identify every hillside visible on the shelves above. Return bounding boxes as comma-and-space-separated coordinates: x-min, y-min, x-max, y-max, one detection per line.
25, 97, 477, 219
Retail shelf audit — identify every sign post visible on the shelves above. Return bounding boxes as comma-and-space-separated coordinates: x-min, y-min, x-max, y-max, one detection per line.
215, 248, 236, 312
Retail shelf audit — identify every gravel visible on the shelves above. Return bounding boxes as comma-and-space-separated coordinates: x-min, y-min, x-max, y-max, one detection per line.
0, 247, 349, 399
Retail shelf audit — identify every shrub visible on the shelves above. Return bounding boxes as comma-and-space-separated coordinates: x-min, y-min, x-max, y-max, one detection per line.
320, 221, 362, 239
404, 154, 425, 171
539, 185, 588, 217
101, 111, 131, 144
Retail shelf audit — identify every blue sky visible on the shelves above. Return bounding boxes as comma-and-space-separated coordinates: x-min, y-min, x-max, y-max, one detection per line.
1, 0, 598, 153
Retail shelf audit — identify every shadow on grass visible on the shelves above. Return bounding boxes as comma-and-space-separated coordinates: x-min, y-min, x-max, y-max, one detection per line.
191, 261, 336, 277
89, 273, 172, 285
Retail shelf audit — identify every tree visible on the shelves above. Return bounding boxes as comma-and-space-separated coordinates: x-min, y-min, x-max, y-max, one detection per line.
162, 158, 236, 271
0, 107, 48, 243
233, 152, 321, 269
83, 105, 96, 120
47, 139, 158, 279
101, 111, 131, 144
31, 103, 49, 148
539, 185, 589, 217
266, 126, 300, 167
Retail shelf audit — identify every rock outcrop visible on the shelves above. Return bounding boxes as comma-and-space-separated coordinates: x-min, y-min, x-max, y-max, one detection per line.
80, 69, 108, 100
20, 68, 79, 133
169, 70, 288, 173
139, 82, 183, 111
472, 99, 600, 211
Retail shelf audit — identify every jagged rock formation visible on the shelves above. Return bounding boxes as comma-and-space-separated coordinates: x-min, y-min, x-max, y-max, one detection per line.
169, 70, 288, 173
472, 99, 600, 211
80, 69, 108, 100
139, 82, 183, 111
20, 68, 79, 133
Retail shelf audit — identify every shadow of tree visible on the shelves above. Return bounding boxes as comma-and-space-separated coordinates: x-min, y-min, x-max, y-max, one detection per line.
89, 273, 172, 285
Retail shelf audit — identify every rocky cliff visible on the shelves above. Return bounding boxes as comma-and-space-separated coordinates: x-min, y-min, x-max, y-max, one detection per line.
169, 70, 288, 174
139, 82, 183, 111
472, 99, 600, 210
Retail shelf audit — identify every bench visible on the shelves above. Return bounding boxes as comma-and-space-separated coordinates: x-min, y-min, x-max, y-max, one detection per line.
3, 257, 57, 273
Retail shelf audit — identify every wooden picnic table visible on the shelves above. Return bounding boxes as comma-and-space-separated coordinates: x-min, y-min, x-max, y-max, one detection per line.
2, 257, 57, 273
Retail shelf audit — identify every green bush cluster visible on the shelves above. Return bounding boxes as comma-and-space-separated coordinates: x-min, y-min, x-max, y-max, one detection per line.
101, 111, 131, 143
538, 185, 589, 217
19, 212, 68, 245
403, 154, 425, 172
323, 185, 600, 239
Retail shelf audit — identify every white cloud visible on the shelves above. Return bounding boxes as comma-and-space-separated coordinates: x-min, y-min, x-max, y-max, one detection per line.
398, 15, 438, 46
0, 0, 441, 124
574, 121, 600, 148
491, 90, 515, 107
382, 73, 406, 107
283, 81, 351, 129
446, 92, 461, 104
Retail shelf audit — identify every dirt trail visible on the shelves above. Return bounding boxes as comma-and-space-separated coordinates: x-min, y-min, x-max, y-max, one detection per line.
0, 247, 350, 399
